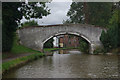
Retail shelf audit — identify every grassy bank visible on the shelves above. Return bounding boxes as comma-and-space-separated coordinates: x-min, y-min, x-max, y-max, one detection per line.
11, 34, 42, 54
2, 52, 44, 74
110, 47, 120, 54
2, 34, 45, 74
3, 34, 42, 59
2, 47, 78, 74
44, 47, 80, 52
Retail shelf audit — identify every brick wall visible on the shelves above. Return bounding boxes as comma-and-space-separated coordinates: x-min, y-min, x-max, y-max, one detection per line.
59, 34, 79, 48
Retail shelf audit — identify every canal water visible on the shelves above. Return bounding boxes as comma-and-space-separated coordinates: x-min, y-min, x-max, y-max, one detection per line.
3, 49, 119, 78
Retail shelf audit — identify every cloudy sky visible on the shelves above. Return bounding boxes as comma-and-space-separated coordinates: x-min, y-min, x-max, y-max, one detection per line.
21, 0, 72, 25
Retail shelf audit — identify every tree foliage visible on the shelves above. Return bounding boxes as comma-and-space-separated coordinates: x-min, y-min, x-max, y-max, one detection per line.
66, 2, 120, 53
100, 4, 120, 52
79, 37, 89, 53
66, 2, 113, 27
2, 3, 22, 52
2, 2, 50, 52
21, 20, 39, 27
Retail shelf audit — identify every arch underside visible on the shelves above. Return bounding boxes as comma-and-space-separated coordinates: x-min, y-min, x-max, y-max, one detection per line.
43, 31, 91, 44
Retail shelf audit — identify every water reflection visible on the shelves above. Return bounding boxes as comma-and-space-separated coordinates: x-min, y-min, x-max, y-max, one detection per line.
54, 49, 81, 54
3, 49, 119, 78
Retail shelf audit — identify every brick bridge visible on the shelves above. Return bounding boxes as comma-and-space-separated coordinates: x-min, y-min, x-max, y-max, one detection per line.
17, 24, 105, 54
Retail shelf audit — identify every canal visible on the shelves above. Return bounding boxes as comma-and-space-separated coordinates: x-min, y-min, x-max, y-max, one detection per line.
3, 49, 119, 78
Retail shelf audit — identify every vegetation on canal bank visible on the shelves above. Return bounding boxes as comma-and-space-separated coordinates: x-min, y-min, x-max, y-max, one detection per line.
44, 47, 80, 52
2, 34, 43, 59
11, 35, 42, 54
2, 52, 44, 74
98, 9, 120, 54
2, 34, 45, 74
93, 46, 120, 54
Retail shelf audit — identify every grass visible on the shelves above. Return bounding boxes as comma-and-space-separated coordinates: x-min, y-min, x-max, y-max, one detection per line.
44, 47, 80, 52
2, 34, 42, 59
2, 52, 44, 73
2, 34, 45, 74
11, 35, 41, 54
11, 43, 41, 54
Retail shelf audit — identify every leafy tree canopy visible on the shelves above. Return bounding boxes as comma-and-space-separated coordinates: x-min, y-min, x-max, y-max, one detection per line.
21, 20, 39, 28
2, 2, 50, 52
100, 3, 120, 52
66, 2, 113, 27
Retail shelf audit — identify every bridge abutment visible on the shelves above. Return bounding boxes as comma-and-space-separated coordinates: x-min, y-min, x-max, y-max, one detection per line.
89, 41, 103, 54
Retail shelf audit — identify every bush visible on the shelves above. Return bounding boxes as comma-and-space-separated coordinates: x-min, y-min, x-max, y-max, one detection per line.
100, 25, 119, 52
93, 47, 106, 54
21, 20, 38, 28
79, 37, 89, 53
100, 9, 120, 53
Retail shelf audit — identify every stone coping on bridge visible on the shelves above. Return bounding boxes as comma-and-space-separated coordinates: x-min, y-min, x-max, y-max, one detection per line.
19, 23, 106, 30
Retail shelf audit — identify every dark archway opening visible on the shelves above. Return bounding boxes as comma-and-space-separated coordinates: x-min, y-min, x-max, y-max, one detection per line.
43, 38, 54, 48
43, 34, 89, 53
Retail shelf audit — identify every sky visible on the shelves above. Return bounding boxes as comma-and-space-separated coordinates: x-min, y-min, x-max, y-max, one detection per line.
20, 0, 72, 25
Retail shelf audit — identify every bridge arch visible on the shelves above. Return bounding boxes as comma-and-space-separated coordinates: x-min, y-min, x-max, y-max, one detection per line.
42, 31, 91, 46
42, 32, 91, 53
17, 24, 103, 54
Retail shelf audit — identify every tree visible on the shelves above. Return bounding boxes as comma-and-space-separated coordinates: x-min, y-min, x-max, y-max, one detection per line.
2, 2, 50, 52
100, 4, 120, 52
79, 37, 89, 53
21, 20, 39, 27
66, 2, 113, 27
